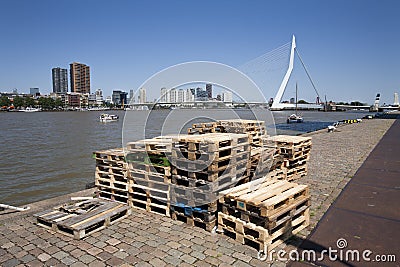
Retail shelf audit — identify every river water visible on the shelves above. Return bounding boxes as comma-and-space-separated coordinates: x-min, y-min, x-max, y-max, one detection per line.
0, 109, 370, 206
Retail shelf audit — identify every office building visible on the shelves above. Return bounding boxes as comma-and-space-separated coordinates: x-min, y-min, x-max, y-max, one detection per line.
112, 90, 128, 106
206, 83, 212, 99
52, 67, 68, 93
139, 88, 146, 103
30, 87, 40, 96
70, 62, 90, 94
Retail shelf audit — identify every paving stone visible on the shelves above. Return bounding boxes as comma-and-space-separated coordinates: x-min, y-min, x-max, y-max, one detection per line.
114, 250, 129, 259
149, 257, 166, 267
181, 254, 197, 264
191, 250, 206, 260
163, 255, 182, 266
232, 251, 253, 262
106, 238, 121, 246
205, 256, 221, 266
37, 253, 51, 262
2, 258, 20, 267
96, 251, 113, 261
44, 258, 61, 266
61, 256, 77, 265
104, 245, 119, 253
53, 251, 69, 260
233, 260, 252, 267
88, 260, 107, 267
87, 247, 103, 256
106, 256, 125, 266
20, 254, 36, 263
70, 262, 87, 267
137, 252, 153, 262
79, 254, 96, 264
93, 241, 107, 248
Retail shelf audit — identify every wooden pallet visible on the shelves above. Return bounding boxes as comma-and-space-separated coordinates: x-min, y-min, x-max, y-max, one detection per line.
171, 211, 216, 232
97, 186, 130, 204
219, 195, 310, 229
170, 153, 249, 173
171, 169, 248, 192
126, 138, 172, 153
171, 143, 250, 161
129, 191, 170, 217
172, 133, 249, 153
130, 169, 170, 184
171, 161, 249, 182
170, 204, 216, 222
218, 208, 309, 253
34, 199, 130, 239
232, 181, 309, 217
267, 135, 312, 159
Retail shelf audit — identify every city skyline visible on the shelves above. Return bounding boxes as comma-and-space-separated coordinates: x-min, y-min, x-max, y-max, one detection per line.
0, 1, 399, 105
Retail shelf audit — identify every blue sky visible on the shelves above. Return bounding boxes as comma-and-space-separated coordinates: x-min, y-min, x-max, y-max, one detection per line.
0, 0, 399, 105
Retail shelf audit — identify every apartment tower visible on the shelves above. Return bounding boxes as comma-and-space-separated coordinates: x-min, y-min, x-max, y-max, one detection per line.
70, 62, 90, 94
52, 67, 68, 93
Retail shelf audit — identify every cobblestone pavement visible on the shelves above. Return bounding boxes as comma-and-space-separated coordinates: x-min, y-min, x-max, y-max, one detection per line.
0, 119, 395, 267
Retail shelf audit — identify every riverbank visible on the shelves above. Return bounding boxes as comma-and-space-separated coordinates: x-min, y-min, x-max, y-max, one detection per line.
0, 118, 395, 266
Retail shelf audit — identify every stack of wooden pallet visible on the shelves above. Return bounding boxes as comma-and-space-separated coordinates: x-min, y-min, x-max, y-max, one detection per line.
125, 138, 173, 217
217, 178, 310, 253
187, 119, 267, 146
187, 122, 223, 135
94, 148, 130, 204
169, 133, 251, 231
267, 135, 312, 181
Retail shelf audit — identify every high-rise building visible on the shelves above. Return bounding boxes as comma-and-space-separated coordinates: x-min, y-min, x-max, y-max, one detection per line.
177, 89, 185, 103
393, 92, 399, 106
111, 90, 128, 106
95, 89, 103, 106
206, 83, 212, 99
186, 88, 195, 102
222, 91, 233, 103
160, 87, 168, 103
139, 88, 146, 103
169, 88, 177, 103
52, 67, 68, 93
129, 89, 135, 104
70, 62, 90, 94
30, 87, 40, 96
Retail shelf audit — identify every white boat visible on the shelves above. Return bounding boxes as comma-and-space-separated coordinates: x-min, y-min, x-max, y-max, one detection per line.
287, 113, 304, 123
20, 107, 40, 112
99, 113, 119, 122
287, 83, 304, 123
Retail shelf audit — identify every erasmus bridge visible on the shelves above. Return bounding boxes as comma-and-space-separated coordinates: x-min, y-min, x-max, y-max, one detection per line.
239, 35, 323, 110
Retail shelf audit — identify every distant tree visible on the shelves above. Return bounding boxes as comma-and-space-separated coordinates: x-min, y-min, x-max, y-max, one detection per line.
38, 97, 55, 110
13, 96, 24, 108
54, 98, 64, 108
0, 96, 11, 107
297, 99, 309, 104
24, 97, 35, 107
350, 101, 366, 106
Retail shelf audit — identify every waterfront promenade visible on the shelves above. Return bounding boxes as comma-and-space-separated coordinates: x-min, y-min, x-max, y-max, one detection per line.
0, 118, 395, 267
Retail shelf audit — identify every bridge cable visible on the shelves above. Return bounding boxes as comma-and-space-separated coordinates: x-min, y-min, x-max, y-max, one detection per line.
295, 48, 321, 100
